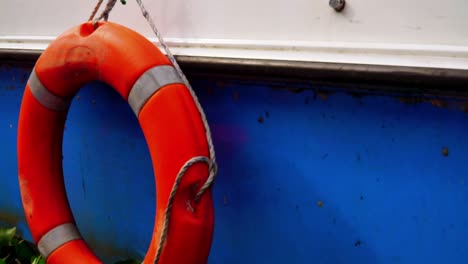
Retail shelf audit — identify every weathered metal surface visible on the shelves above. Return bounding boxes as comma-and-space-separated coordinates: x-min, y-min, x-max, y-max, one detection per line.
2, 50, 468, 94
2, 0, 468, 70
1, 63, 468, 263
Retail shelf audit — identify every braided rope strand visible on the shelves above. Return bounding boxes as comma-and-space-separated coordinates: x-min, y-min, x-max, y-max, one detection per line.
87, 1, 218, 263
97, 0, 118, 21
134, 0, 217, 169
135, 1, 218, 263
152, 157, 212, 264
134, 1, 218, 263
88, 0, 104, 21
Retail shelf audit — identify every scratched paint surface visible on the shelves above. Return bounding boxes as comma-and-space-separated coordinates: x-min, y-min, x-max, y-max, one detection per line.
1, 63, 468, 263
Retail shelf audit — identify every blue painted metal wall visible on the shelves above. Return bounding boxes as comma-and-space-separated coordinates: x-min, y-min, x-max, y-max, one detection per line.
1, 63, 468, 263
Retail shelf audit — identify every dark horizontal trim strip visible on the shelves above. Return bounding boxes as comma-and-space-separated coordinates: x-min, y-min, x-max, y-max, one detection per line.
2, 49, 468, 95
178, 56, 468, 96
0, 49, 42, 63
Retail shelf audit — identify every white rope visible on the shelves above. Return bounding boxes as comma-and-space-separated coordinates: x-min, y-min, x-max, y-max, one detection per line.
89, 0, 118, 23
88, 0, 104, 21
134, 1, 218, 262
89, 1, 218, 263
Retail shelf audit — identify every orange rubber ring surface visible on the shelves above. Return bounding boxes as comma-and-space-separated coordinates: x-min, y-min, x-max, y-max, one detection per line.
17, 21, 214, 264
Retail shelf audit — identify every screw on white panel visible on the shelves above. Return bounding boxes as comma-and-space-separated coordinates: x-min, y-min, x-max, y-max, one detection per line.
329, 0, 346, 12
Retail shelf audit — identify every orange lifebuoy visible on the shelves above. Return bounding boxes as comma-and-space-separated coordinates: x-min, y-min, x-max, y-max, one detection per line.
17, 21, 215, 264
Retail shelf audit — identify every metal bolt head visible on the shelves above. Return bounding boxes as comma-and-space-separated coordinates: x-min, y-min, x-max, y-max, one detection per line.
329, 0, 346, 12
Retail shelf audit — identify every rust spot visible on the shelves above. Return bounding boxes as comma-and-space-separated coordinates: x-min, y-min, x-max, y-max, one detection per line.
317, 200, 324, 208
206, 86, 213, 96
233, 91, 239, 102
442, 147, 449, 157
76, 95, 81, 101
257, 116, 264, 124
430, 99, 448, 108
317, 91, 329, 101
461, 103, 468, 113
223, 195, 228, 205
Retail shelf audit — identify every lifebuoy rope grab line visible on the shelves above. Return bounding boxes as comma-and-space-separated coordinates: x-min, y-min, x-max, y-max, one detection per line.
18, 0, 217, 261
88, 1, 219, 263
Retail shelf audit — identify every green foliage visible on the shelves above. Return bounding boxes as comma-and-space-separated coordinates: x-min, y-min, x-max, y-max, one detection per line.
0, 226, 140, 264
30, 256, 45, 264
0, 227, 44, 264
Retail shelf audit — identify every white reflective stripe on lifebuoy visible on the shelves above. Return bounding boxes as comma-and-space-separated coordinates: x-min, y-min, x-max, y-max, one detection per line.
128, 65, 184, 116
37, 223, 82, 259
28, 69, 71, 111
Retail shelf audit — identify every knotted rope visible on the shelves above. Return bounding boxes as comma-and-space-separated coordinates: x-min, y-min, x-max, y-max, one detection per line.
88, 1, 218, 263
89, 0, 119, 22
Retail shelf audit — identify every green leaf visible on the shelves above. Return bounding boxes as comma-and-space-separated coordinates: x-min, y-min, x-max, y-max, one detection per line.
9, 237, 20, 247
0, 258, 5, 264
15, 240, 36, 262
0, 227, 16, 246
31, 256, 45, 264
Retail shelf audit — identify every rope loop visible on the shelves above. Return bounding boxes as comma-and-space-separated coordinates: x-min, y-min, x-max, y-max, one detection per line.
87, 1, 218, 263
133, 1, 219, 262
153, 156, 217, 263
